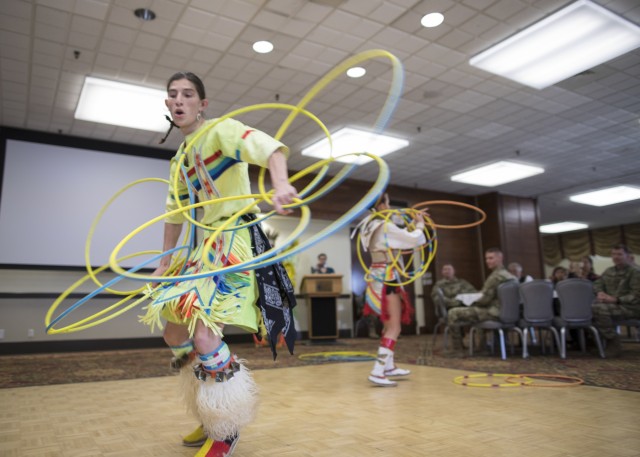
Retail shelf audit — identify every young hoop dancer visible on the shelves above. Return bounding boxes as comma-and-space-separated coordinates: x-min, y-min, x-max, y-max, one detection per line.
357, 193, 426, 387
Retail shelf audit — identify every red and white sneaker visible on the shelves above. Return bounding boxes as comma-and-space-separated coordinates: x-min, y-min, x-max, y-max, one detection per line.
194, 433, 239, 457
368, 374, 397, 387
385, 366, 411, 377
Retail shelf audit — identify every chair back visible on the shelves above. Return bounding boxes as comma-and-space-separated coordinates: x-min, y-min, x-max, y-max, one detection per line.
433, 287, 448, 321
519, 280, 555, 323
497, 280, 521, 324
555, 278, 595, 322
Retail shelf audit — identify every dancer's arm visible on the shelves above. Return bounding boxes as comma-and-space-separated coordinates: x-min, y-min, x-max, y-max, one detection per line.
268, 148, 298, 215
152, 222, 183, 277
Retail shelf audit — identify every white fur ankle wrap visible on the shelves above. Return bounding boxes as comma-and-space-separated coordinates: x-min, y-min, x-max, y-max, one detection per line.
179, 359, 259, 441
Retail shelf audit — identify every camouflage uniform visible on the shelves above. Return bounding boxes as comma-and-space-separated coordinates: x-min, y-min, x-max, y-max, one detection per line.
592, 264, 640, 339
432, 278, 477, 309
447, 267, 515, 349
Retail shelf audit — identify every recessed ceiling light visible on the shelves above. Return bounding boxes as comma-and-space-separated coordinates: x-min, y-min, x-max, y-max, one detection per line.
469, 0, 640, 89
346, 67, 366, 78
540, 222, 588, 233
451, 161, 544, 187
74, 76, 168, 132
421, 12, 444, 28
134, 8, 156, 21
301, 127, 409, 165
569, 185, 640, 206
253, 40, 274, 54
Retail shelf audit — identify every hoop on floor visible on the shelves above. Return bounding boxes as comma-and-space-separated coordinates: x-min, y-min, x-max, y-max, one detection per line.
298, 351, 377, 362
453, 372, 585, 388
453, 373, 534, 388
505, 374, 584, 387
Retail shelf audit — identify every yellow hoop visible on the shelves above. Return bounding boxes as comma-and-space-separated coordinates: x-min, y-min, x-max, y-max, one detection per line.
298, 351, 377, 361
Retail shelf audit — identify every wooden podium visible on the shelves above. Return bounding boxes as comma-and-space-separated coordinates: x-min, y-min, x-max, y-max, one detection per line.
300, 274, 342, 340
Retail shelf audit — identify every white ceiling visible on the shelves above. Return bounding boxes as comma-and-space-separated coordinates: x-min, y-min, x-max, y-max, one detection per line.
2, 0, 640, 230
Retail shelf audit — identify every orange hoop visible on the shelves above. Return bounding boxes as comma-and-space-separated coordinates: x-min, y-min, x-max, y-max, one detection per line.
412, 200, 486, 229
505, 374, 584, 388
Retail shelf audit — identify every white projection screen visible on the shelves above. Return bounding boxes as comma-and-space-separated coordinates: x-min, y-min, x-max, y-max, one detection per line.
0, 138, 172, 268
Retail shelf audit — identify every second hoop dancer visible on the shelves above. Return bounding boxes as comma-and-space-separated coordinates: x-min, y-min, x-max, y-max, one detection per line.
356, 193, 427, 387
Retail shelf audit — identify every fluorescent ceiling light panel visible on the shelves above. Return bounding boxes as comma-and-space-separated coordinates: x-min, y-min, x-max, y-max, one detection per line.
75, 76, 168, 132
451, 161, 544, 187
469, 0, 640, 89
569, 185, 640, 207
540, 222, 588, 233
301, 127, 408, 165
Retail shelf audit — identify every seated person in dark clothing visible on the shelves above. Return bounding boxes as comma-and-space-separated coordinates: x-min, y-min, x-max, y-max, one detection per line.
550, 266, 568, 286
580, 256, 600, 281
311, 253, 335, 274
508, 262, 533, 283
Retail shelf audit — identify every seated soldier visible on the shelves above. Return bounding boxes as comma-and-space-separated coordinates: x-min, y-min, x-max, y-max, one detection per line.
592, 244, 640, 357
431, 263, 477, 309
447, 248, 516, 356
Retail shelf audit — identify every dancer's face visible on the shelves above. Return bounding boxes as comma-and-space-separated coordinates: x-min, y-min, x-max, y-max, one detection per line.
165, 78, 208, 135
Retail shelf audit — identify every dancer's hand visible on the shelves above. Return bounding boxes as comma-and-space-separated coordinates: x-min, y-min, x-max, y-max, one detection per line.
272, 182, 298, 215
150, 263, 170, 288
413, 209, 429, 225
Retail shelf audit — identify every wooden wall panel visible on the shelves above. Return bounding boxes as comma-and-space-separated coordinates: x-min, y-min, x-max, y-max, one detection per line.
478, 192, 544, 281
502, 195, 544, 279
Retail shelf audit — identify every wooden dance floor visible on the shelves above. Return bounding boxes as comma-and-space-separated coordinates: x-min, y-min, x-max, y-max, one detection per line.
1, 362, 639, 456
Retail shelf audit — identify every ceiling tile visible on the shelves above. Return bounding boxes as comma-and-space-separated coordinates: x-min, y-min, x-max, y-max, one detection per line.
368, 2, 407, 24
74, 0, 110, 20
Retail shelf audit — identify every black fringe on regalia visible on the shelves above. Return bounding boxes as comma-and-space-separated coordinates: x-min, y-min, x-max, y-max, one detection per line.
242, 214, 297, 359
